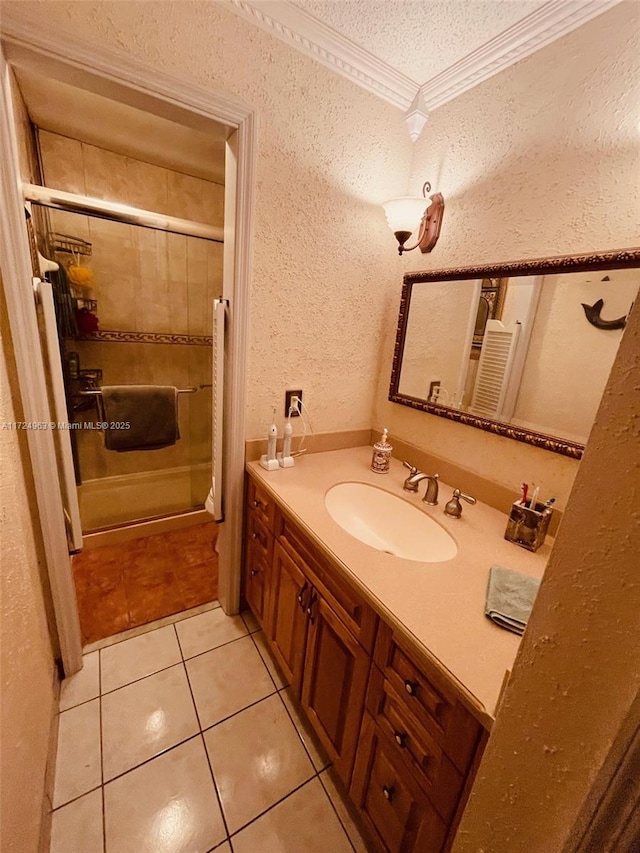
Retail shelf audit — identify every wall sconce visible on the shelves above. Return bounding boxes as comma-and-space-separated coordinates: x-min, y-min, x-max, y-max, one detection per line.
382, 182, 445, 255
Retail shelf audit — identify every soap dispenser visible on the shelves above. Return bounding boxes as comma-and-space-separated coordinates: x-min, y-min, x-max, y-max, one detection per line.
371, 428, 392, 474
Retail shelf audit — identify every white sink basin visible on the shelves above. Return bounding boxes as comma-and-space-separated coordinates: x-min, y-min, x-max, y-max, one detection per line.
324, 482, 457, 563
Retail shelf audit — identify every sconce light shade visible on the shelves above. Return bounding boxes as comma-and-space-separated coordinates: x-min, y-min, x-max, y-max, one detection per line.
382, 197, 427, 236
383, 182, 445, 255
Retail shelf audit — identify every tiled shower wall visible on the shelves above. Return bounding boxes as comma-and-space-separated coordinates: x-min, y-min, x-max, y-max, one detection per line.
38, 131, 222, 490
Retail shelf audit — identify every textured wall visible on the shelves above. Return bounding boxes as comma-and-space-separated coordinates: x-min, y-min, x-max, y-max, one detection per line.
453, 289, 640, 852
375, 2, 640, 508
5, 0, 413, 443
0, 287, 57, 852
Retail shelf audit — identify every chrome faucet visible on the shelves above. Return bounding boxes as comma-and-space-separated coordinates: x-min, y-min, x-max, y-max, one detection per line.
402, 462, 439, 505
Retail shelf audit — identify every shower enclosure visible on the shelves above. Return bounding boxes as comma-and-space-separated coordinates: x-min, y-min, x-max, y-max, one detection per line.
32, 202, 223, 534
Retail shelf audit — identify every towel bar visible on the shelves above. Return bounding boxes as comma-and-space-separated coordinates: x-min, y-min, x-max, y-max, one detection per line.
78, 387, 197, 396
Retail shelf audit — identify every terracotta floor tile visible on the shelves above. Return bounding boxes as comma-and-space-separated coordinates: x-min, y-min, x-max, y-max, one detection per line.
77, 586, 131, 645
73, 525, 218, 644
128, 585, 185, 628
178, 561, 218, 610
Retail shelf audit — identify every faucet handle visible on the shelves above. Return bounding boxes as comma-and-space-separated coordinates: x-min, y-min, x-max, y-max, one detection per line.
403, 461, 418, 475
444, 488, 476, 518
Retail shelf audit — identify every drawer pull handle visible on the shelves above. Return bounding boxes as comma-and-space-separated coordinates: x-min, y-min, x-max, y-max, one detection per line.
394, 731, 407, 748
253, 498, 266, 510
382, 785, 394, 802
297, 581, 309, 611
251, 531, 267, 547
250, 568, 259, 577
404, 679, 418, 696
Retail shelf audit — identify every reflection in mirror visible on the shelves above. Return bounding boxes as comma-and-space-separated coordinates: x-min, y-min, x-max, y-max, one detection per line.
392, 251, 640, 455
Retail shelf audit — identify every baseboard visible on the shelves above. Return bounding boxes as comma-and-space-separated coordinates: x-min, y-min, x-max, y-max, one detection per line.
38, 664, 61, 853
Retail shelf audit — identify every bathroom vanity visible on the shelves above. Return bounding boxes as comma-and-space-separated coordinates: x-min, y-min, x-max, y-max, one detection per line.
243, 447, 550, 852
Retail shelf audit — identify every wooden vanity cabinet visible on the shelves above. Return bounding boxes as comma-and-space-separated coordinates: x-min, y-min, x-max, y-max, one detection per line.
300, 590, 371, 783
351, 712, 448, 853
243, 472, 488, 853
243, 479, 275, 629
268, 542, 309, 689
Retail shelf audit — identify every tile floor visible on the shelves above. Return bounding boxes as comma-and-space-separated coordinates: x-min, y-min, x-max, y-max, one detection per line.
52, 604, 370, 852
72, 522, 218, 643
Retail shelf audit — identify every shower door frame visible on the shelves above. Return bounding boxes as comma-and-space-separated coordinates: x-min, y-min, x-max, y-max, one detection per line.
0, 18, 255, 674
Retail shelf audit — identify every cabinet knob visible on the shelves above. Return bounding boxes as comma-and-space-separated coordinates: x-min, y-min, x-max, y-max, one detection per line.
250, 568, 259, 577
251, 531, 266, 547
297, 581, 309, 611
394, 731, 407, 748
404, 679, 418, 696
253, 498, 266, 510
382, 785, 394, 802
306, 592, 318, 623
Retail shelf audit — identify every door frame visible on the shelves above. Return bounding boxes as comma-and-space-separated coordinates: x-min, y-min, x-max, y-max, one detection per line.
0, 16, 255, 672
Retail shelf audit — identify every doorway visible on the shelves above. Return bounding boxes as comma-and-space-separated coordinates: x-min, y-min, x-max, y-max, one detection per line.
0, 28, 254, 671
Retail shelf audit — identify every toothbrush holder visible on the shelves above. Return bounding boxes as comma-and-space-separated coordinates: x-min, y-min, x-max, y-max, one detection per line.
504, 501, 553, 552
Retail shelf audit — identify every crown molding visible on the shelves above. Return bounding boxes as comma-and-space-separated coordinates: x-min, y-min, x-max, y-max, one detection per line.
418, 0, 622, 111
228, 0, 621, 132
226, 0, 417, 110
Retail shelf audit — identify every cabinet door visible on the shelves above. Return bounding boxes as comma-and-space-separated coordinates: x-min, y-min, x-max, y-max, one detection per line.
268, 543, 309, 695
244, 538, 271, 629
351, 713, 448, 853
301, 594, 370, 785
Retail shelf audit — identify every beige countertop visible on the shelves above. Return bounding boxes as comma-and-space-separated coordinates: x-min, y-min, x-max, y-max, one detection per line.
247, 446, 551, 723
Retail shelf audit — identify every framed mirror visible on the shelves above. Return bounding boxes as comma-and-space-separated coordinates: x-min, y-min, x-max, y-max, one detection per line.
389, 249, 640, 458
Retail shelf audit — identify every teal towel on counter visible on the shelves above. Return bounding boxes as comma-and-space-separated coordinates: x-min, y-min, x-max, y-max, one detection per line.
485, 564, 541, 635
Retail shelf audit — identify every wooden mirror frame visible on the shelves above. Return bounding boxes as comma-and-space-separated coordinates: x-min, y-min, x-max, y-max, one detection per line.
389, 248, 640, 459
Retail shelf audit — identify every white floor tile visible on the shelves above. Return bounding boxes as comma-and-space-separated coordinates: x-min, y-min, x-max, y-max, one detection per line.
59, 651, 100, 711
280, 688, 331, 771
186, 635, 274, 729
176, 607, 247, 659
104, 738, 226, 853
50, 789, 103, 853
102, 664, 199, 781
203, 694, 314, 833
241, 609, 260, 633
100, 625, 181, 693
252, 631, 288, 689
320, 768, 371, 853
232, 778, 353, 853
53, 699, 101, 808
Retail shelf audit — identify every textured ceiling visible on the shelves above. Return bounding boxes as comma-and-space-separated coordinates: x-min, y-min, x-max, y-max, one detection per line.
293, 0, 549, 82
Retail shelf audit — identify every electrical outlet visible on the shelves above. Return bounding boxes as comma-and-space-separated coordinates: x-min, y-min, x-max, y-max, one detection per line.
428, 380, 441, 402
285, 389, 303, 417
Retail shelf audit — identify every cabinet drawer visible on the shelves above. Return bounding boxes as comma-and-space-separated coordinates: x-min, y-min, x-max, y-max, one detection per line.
276, 509, 378, 653
351, 712, 448, 853
374, 624, 482, 775
247, 477, 276, 531
366, 667, 463, 824
246, 511, 273, 565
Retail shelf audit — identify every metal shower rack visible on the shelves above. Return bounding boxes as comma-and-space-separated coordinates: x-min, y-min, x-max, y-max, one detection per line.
49, 232, 93, 257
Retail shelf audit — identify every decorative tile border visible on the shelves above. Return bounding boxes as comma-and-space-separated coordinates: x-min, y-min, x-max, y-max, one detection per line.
75, 329, 213, 346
